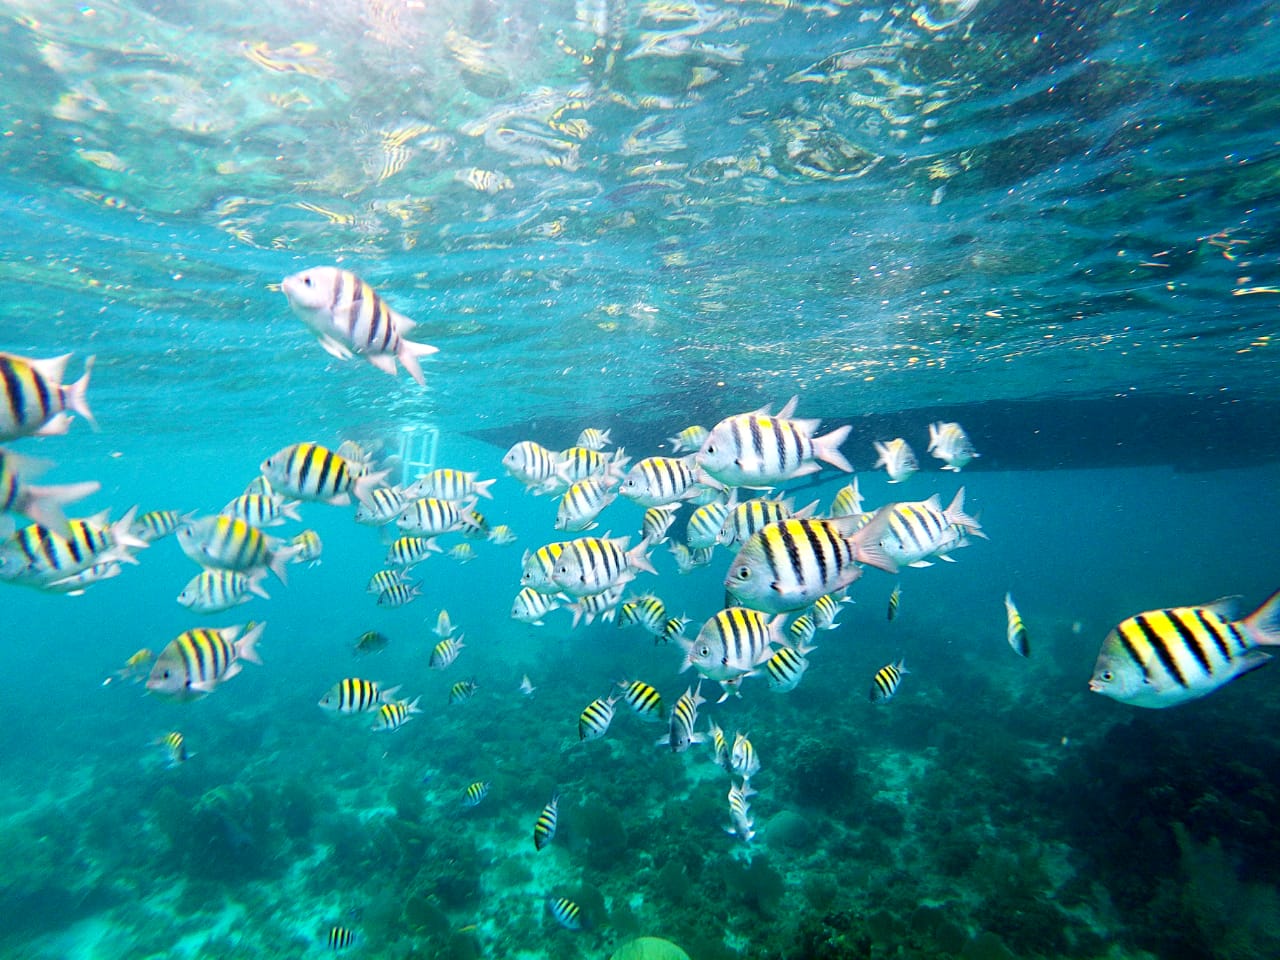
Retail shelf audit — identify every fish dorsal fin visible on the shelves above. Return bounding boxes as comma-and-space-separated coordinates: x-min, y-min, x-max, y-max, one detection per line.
776, 396, 799, 419
1202, 595, 1241, 620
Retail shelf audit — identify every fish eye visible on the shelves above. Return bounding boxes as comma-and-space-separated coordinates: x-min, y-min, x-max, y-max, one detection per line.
162, 670, 171, 679
699, 645, 710, 657
1101, 670, 1113, 682
303, 275, 312, 287
734, 566, 751, 580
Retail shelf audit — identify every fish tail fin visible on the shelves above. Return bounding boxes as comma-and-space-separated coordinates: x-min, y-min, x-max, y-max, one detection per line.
811, 424, 854, 473
235, 621, 266, 665
397, 337, 439, 387
269, 546, 297, 585
841, 506, 898, 574
247, 568, 271, 599
109, 507, 150, 553
64, 355, 98, 431
353, 469, 391, 506
942, 487, 984, 536
627, 541, 658, 575
473, 477, 497, 500
18, 480, 101, 538
1243, 589, 1280, 645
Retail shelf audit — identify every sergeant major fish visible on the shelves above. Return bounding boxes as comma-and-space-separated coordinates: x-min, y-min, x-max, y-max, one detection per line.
656, 680, 705, 752
146, 622, 266, 701
869, 658, 908, 703
1005, 592, 1029, 657
873, 438, 918, 483
282, 266, 438, 386
260, 442, 388, 507
1089, 590, 1280, 708
0, 352, 96, 441
697, 397, 853, 487
927, 421, 979, 472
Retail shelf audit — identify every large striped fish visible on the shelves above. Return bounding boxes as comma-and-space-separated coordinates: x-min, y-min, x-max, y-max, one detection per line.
680, 606, 784, 700
260, 442, 388, 507
878, 488, 986, 568
176, 515, 297, 584
725, 509, 896, 614
0, 352, 96, 441
696, 396, 853, 488
146, 622, 265, 701
282, 267, 438, 386
1089, 590, 1280, 708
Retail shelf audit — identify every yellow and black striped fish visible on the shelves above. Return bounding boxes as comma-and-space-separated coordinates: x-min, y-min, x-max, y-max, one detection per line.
533, 793, 560, 850
431, 636, 466, 670
158, 731, 187, 767
261, 442, 384, 507
146, 623, 266, 701
547, 896, 585, 930
463, 780, 490, 806
449, 678, 478, 705
0, 450, 98, 539
1090, 590, 1280, 708
763, 643, 812, 693
318, 677, 400, 714
618, 594, 666, 634
176, 514, 293, 584
869, 658, 909, 703
386, 535, 438, 567
521, 541, 568, 591
578, 695, 617, 741
888, 583, 902, 622
617, 679, 664, 721
1004, 592, 1028, 657
371, 696, 421, 731
327, 924, 356, 950
0, 351, 95, 441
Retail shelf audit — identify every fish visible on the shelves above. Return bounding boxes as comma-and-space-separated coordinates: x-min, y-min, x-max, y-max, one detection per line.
788, 614, 817, 648
177, 569, 270, 612
707, 719, 728, 768
763, 643, 813, 693
811, 591, 852, 629
353, 486, 407, 525
431, 636, 466, 670
668, 542, 713, 574
0, 352, 96, 441
318, 678, 403, 713
519, 675, 536, 696
559, 446, 629, 485
0, 448, 100, 536
697, 397, 852, 487
656, 680, 705, 752
869, 658, 909, 703
0, 508, 146, 588
568, 584, 625, 627
888, 583, 902, 621
462, 780, 491, 806
1005, 592, 1029, 657
873, 438, 918, 484
659, 615, 690, 646
131, 509, 191, 543
102, 648, 153, 686
680, 607, 784, 698
289, 529, 323, 566
618, 594, 667, 635
377, 582, 422, 607
403, 468, 496, 502
282, 266, 438, 385
729, 731, 761, 782
41, 560, 122, 596
260, 442, 388, 507
619, 455, 715, 507
829, 479, 864, 518
433, 609, 457, 638
617, 678, 664, 722
578, 694, 618, 741
448, 543, 476, 563
555, 476, 617, 531
386, 535, 440, 566
502, 441, 566, 492
725, 782, 756, 842
534, 794, 560, 850
176, 515, 296, 584
718, 497, 816, 547
577, 427, 611, 450
879, 488, 986, 568
219, 491, 300, 528
667, 425, 708, 453
686, 496, 733, 551
1089, 590, 1280, 708
157, 731, 187, 767
395, 496, 469, 535
641, 503, 680, 544
327, 925, 356, 950
488, 524, 518, 545
146, 623, 265, 701
371, 696, 422, 731
552, 534, 657, 597
449, 678, 479, 704
352, 630, 390, 657
725, 510, 896, 614
367, 568, 410, 595
547, 896, 585, 930
927, 421, 979, 472
521, 541, 569, 592
512, 586, 566, 625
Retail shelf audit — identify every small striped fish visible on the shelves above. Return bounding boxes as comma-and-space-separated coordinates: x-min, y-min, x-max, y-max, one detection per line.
719, 497, 813, 547
555, 476, 617, 531
726, 782, 756, 842
619, 455, 710, 507
577, 427, 611, 450
880, 488, 986, 568
403, 468, 496, 502
366, 568, 409, 594
177, 515, 294, 584
260, 441, 387, 507
682, 607, 783, 691
578, 695, 617, 741
395, 496, 467, 535
377, 581, 422, 607
869, 659, 908, 703
873, 438, 918, 484
282, 267, 438, 386
354, 486, 407, 525
521, 541, 568, 592
0, 351, 96, 441
502, 440, 564, 492
386, 535, 439, 566
533, 794, 560, 850
1090, 591, 1280, 708
219, 492, 300, 527
371, 696, 422, 731
617, 679, 664, 721
327, 924, 356, 950
828, 479, 863, 518
763, 643, 812, 692
158, 731, 187, 767
431, 636, 465, 670
146, 623, 265, 701
725, 510, 896, 614
927, 421, 979, 472
1005, 592, 1029, 657
729, 731, 760, 782
788, 614, 817, 647
568, 583, 625, 627
641, 503, 679, 544
130, 508, 187, 543
0, 508, 147, 587
552, 535, 656, 598
559, 446, 625, 484
512, 586, 565, 625
547, 896, 585, 930
318, 677, 402, 713
697, 397, 853, 487
811, 592, 850, 629
887, 584, 902, 622
462, 780, 491, 806
177, 569, 270, 612
667, 424, 708, 453
449, 678, 478, 704
686, 497, 732, 551
617, 594, 666, 635
657, 681, 705, 752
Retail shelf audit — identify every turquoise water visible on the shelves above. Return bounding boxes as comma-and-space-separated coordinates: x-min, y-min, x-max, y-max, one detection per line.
3, 0, 1280, 957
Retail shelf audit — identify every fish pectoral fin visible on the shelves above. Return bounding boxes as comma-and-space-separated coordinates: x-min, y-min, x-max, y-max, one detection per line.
317, 335, 355, 361
365, 352, 400, 376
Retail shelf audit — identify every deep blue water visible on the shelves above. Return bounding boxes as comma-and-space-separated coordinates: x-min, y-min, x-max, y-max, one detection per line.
2, 0, 1280, 957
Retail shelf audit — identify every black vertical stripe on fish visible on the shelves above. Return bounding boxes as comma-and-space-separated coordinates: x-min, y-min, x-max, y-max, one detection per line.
1193, 608, 1235, 658
799, 521, 830, 588
1134, 613, 1189, 688
1115, 620, 1152, 681
1168, 608, 1215, 675
311, 446, 334, 498
769, 417, 788, 471
748, 416, 765, 461
0, 356, 24, 425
